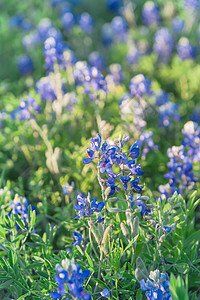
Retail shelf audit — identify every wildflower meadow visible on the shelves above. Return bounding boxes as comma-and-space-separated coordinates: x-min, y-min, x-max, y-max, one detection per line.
0, 0, 200, 299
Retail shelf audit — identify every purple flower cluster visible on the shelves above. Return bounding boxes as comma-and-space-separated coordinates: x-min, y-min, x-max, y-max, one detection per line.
172, 18, 184, 34
17, 55, 34, 75
22, 18, 62, 50
129, 195, 152, 217
82, 134, 144, 195
182, 121, 200, 162
129, 74, 152, 99
9, 195, 36, 230
101, 16, 128, 45
137, 131, 158, 158
74, 192, 104, 220
78, 12, 94, 33
88, 52, 105, 70
105, 0, 123, 12
142, 1, 160, 26
43, 37, 68, 70
140, 269, 171, 300
51, 258, 91, 299
72, 231, 82, 246
159, 145, 197, 198
11, 95, 40, 121
73, 62, 107, 101
158, 102, 180, 128
153, 28, 174, 63
10, 13, 33, 31
36, 76, 57, 102
177, 37, 195, 60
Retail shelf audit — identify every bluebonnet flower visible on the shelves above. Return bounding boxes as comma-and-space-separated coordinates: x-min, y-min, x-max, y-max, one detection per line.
101, 288, 110, 298
158, 102, 180, 128
43, 37, 67, 70
155, 90, 170, 107
22, 32, 41, 49
111, 16, 128, 42
172, 17, 184, 34
36, 76, 57, 102
105, 0, 123, 12
140, 269, 171, 300
78, 12, 94, 33
11, 95, 40, 121
37, 18, 53, 38
120, 94, 147, 132
129, 195, 152, 216
10, 13, 24, 28
182, 121, 200, 162
88, 52, 105, 70
61, 11, 75, 32
72, 231, 82, 246
142, 1, 160, 26
74, 192, 104, 219
17, 55, 34, 75
153, 28, 174, 63
126, 43, 141, 65
137, 132, 158, 158
82, 134, 144, 195
101, 23, 113, 46
63, 182, 74, 195
184, 0, 199, 10
159, 145, 197, 198
10, 13, 33, 31
190, 107, 200, 124
108, 64, 124, 85
129, 74, 152, 99
9, 194, 36, 230
73, 62, 107, 101
51, 258, 91, 299
177, 37, 195, 60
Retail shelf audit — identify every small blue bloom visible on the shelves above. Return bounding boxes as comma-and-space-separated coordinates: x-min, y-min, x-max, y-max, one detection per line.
72, 231, 82, 246
101, 288, 110, 298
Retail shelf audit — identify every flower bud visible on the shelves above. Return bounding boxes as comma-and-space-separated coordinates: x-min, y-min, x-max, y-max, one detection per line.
101, 226, 112, 255
121, 222, 129, 239
90, 224, 101, 244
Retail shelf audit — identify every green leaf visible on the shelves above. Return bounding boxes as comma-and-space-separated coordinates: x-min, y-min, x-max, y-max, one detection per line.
14, 214, 26, 230
85, 252, 94, 268
0, 279, 13, 290
124, 235, 139, 253
30, 233, 45, 245
8, 250, 17, 268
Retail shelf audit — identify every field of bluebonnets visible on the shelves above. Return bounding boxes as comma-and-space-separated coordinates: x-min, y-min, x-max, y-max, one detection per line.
0, 0, 200, 299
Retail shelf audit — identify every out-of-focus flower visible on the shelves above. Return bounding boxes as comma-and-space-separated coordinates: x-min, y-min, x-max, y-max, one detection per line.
129, 74, 152, 99
154, 28, 174, 63
17, 55, 34, 75
142, 1, 160, 26
177, 37, 195, 60
101, 288, 110, 298
88, 52, 105, 70
172, 17, 184, 34
11, 95, 40, 121
78, 12, 94, 33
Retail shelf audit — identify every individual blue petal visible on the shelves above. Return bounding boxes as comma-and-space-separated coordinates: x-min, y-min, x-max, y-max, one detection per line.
82, 269, 90, 278
82, 157, 93, 164
74, 204, 81, 211
140, 279, 148, 291
50, 291, 61, 299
